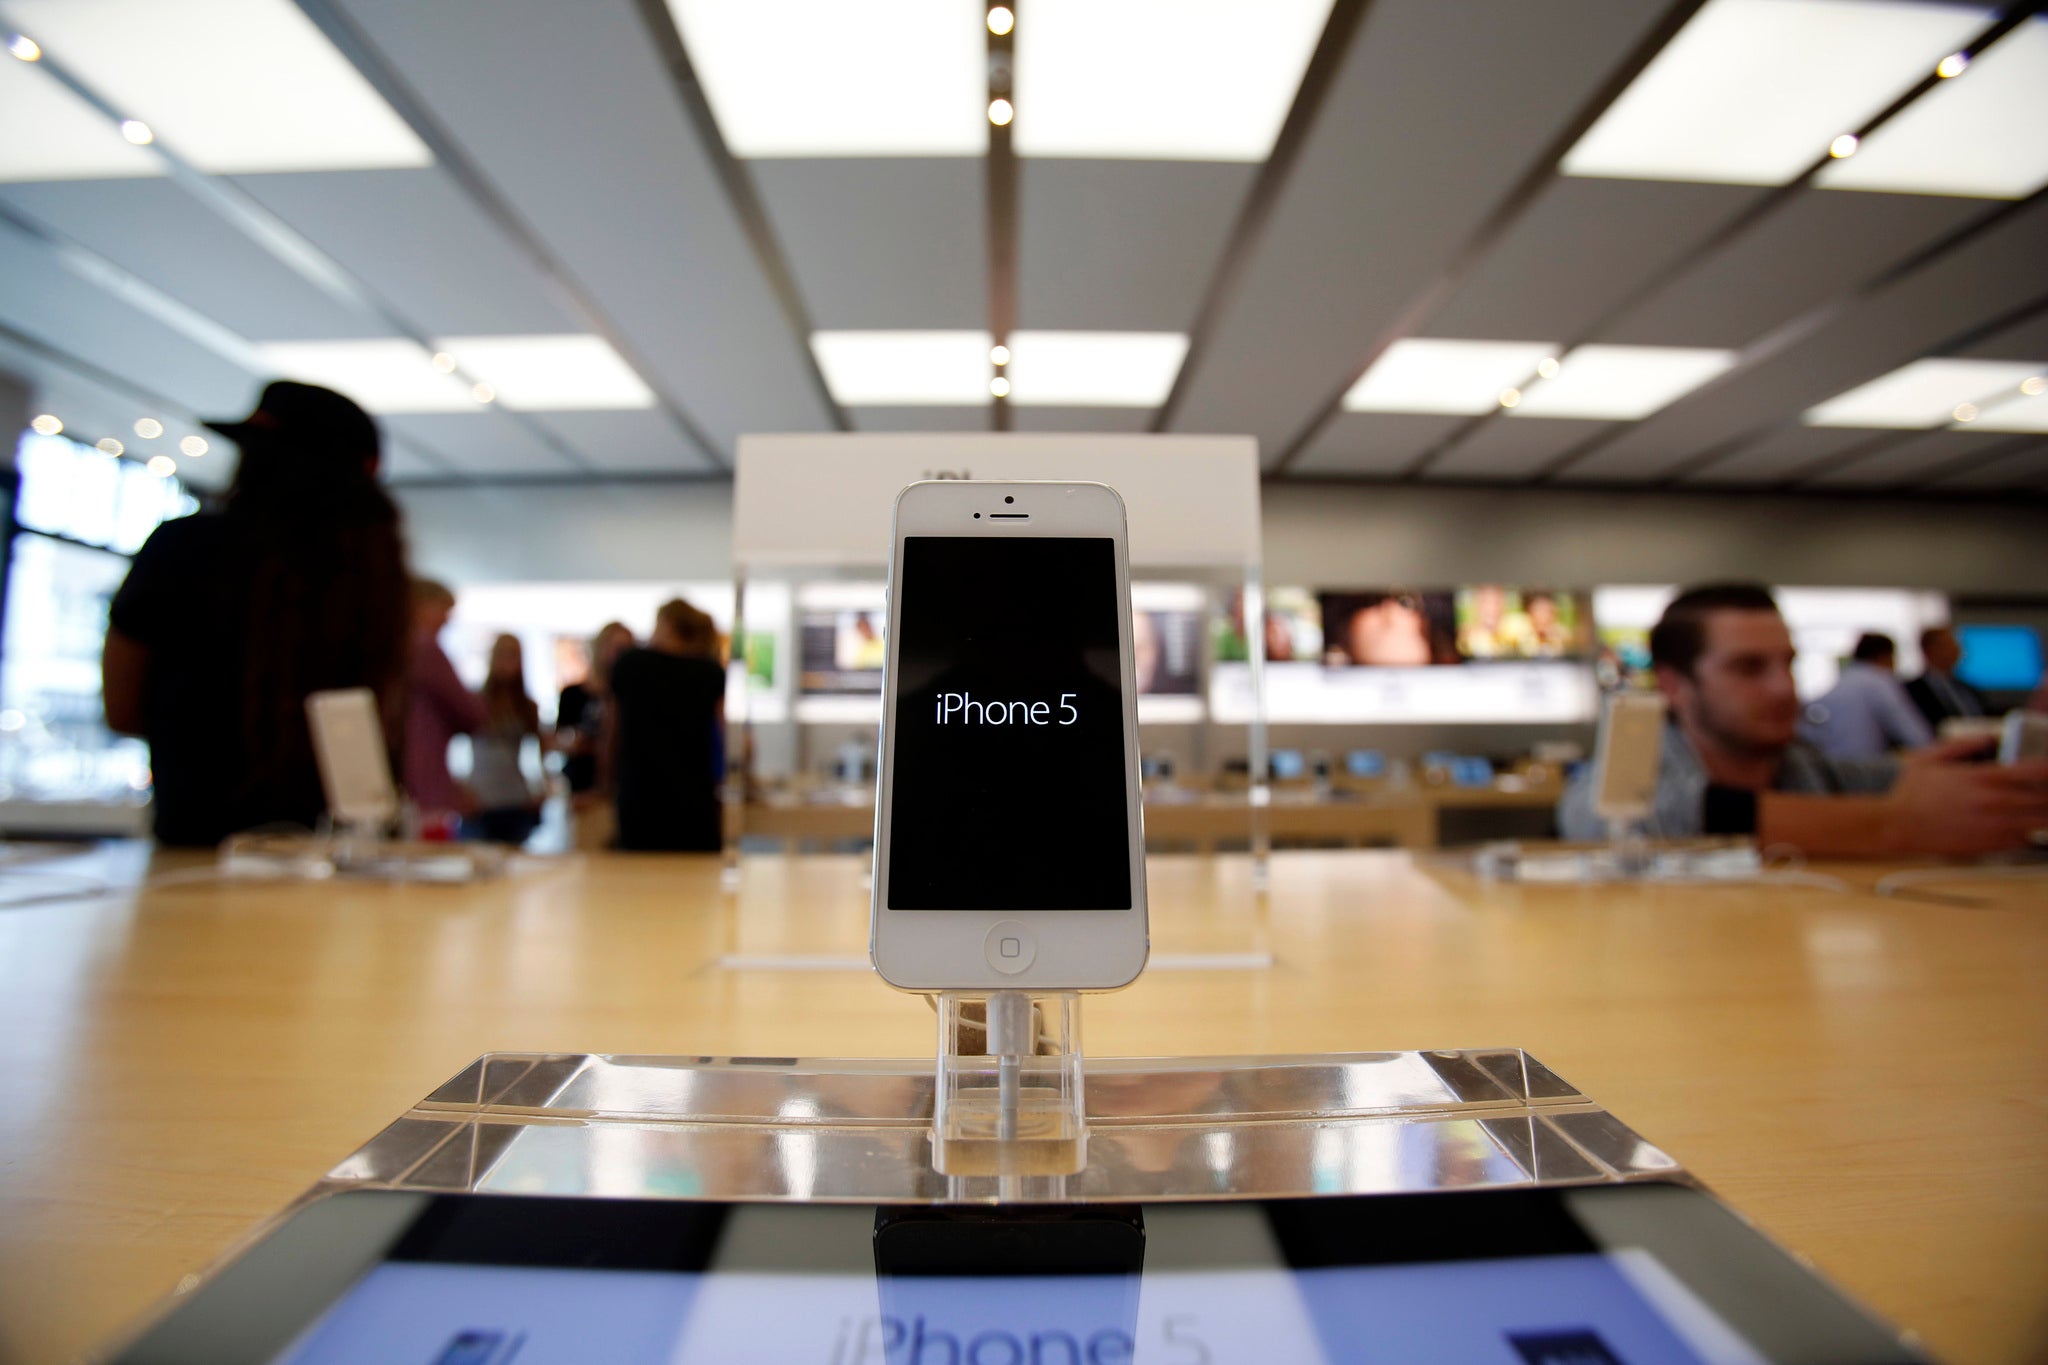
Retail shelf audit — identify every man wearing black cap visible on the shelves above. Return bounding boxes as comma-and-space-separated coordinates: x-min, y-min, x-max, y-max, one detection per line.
103, 381, 412, 845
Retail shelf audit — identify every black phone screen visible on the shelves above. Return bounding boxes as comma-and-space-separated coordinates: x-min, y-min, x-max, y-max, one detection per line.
886, 535, 1132, 911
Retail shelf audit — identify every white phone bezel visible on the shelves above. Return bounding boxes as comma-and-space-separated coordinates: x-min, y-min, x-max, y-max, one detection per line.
869, 480, 1150, 992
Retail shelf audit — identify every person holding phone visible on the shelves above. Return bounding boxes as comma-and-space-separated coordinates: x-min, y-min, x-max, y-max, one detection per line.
1557, 583, 2048, 855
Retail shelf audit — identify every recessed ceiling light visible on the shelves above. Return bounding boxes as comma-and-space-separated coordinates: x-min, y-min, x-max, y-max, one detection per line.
1936, 51, 1969, 78
438, 335, 656, 411
810, 331, 993, 405
989, 344, 1010, 366
7, 33, 40, 61
988, 97, 1013, 127
1951, 401, 1978, 422
257, 339, 476, 413
0, 54, 160, 180
1005, 331, 1189, 406
667, 0, 986, 156
1510, 344, 1737, 420
1804, 358, 2046, 427
2, 0, 431, 174
180, 434, 208, 456
471, 382, 496, 404
133, 417, 163, 438
989, 376, 1011, 398
1562, 0, 1983, 186
431, 351, 457, 373
30, 413, 62, 435
1342, 339, 1558, 415
1498, 388, 1522, 409
1015, 0, 1334, 160
146, 455, 176, 478
1817, 18, 2048, 199
2022, 376, 2047, 396
1828, 133, 1859, 159
1536, 356, 1561, 379
987, 6, 1014, 36
97, 437, 125, 455
119, 119, 153, 145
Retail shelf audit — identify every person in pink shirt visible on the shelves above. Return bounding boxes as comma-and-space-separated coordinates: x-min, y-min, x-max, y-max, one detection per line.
405, 578, 487, 829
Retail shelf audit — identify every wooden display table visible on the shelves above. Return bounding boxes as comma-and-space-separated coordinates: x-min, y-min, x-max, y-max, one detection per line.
0, 844, 2041, 1362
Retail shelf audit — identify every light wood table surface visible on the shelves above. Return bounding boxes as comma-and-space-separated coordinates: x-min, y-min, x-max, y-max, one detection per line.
0, 844, 2043, 1364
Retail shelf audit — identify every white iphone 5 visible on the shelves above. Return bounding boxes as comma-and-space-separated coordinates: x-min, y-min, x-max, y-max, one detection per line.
870, 480, 1149, 992
1591, 690, 1667, 825
305, 687, 399, 830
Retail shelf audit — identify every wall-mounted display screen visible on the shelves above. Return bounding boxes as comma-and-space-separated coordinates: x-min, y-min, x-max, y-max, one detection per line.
1214, 586, 1322, 662
1134, 609, 1201, 696
1955, 625, 2044, 691
799, 610, 887, 695
1454, 586, 1594, 660
1317, 590, 1460, 667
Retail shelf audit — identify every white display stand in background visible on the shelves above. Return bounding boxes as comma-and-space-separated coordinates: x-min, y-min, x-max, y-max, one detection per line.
727, 433, 1272, 971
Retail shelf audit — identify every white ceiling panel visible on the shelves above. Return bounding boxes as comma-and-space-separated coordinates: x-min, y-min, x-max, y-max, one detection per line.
0, 45, 160, 181
524, 410, 714, 474
1018, 161, 1254, 331
330, 0, 836, 457
665, 0, 985, 158
1006, 331, 1187, 407
752, 159, 983, 329
1290, 412, 1468, 477
1804, 429, 2026, 487
1817, 18, 2048, 199
1804, 357, 2043, 428
1014, 0, 1333, 161
1431, 419, 1611, 480
4, 0, 432, 174
0, 179, 378, 340
1561, 0, 1983, 187
1166, 0, 1688, 459
231, 168, 578, 336
1008, 407, 1152, 434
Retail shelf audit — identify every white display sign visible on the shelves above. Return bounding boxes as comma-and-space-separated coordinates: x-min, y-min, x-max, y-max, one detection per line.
734, 434, 1261, 570
1211, 660, 1599, 725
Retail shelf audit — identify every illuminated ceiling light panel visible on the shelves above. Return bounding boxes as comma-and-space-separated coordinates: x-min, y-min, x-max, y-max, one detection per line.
0, 51, 160, 180
1562, 0, 1985, 186
1509, 344, 1737, 420
3, 0, 430, 174
1005, 332, 1190, 406
256, 340, 476, 413
1015, 0, 1333, 160
667, 0, 985, 156
1817, 18, 2048, 198
1973, 393, 2048, 432
1804, 357, 2047, 427
810, 331, 994, 405
1341, 339, 1558, 415
436, 335, 655, 411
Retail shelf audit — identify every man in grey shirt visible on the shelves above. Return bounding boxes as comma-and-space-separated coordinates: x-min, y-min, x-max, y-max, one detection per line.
1799, 632, 1932, 759
1560, 584, 2048, 856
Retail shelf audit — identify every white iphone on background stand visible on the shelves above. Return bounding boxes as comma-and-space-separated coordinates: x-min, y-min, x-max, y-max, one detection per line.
870, 480, 1149, 992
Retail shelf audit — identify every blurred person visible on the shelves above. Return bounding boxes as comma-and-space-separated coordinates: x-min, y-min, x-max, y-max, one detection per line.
102, 381, 408, 846
606, 597, 726, 852
1905, 626, 1988, 730
406, 577, 487, 831
1524, 590, 1572, 657
1799, 632, 1932, 760
465, 633, 542, 845
1332, 590, 1453, 666
1558, 585, 2048, 855
555, 621, 634, 799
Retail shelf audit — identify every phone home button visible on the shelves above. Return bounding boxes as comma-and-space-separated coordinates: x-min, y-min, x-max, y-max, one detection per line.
984, 920, 1037, 975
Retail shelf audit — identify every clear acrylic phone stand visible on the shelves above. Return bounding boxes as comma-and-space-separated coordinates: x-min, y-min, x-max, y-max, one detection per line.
932, 992, 1087, 1177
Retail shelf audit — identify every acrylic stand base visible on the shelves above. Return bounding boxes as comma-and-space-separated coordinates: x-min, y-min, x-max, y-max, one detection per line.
312, 1047, 1684, 1208
217, 830, 508, 883
932, 992, 1086, 1178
